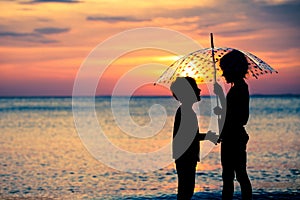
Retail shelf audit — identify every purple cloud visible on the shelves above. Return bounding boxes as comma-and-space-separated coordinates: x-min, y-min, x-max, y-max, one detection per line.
34, 27, 70, 34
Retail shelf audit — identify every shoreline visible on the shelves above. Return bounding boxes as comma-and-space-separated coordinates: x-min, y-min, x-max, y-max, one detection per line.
1, 190, 300, 200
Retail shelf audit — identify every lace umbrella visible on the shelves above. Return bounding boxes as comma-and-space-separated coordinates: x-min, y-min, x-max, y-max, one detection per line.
155, 34, 278, 86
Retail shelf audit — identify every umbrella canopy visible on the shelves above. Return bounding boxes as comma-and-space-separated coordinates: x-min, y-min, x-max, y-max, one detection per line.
155, 47, 278, 86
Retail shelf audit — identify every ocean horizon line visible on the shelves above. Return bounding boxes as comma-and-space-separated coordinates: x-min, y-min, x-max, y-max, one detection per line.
0, 93, 299, 98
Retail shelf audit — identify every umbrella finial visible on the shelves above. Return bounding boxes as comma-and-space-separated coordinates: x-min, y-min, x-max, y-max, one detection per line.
210, 33, 216, 83
210, 33, 214, 49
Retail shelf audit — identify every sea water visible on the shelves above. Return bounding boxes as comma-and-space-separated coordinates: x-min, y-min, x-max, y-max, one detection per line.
0, 96, 299, 199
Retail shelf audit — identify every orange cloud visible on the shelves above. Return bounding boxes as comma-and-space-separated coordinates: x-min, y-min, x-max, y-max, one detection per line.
0, 0, 299, 96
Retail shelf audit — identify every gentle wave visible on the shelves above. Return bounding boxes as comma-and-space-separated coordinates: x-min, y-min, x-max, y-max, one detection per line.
0, 96, 299, 199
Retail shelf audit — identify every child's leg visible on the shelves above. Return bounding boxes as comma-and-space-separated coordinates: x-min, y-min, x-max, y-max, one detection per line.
221, 143, 235, 199
176, 161, 197, 200
236, 143, 252, 200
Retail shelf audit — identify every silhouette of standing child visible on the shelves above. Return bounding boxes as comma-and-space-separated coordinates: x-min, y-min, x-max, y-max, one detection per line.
214, 50, 252, 199
170, 77, 218, 200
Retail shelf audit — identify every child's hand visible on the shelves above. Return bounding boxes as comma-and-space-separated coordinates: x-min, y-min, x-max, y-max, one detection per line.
213, 106, 222, 115
206, 130, 219, 144
214, 83, 224, 96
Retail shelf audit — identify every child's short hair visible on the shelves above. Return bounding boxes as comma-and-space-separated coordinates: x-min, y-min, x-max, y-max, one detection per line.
170, 77, 198, 101
220, 50, 249, 78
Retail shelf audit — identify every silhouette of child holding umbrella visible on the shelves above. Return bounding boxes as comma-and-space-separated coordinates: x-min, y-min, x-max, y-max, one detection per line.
214, 50, 252, 200
170, 76, 218, 200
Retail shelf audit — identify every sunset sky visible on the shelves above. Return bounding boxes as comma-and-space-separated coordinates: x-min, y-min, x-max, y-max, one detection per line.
0, 0, 299, 96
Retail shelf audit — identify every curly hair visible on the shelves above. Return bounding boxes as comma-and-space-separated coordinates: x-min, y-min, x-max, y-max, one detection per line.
220, 50, 249, 79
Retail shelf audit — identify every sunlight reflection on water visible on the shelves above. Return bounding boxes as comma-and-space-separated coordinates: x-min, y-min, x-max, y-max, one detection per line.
0, 96, 299, 199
